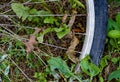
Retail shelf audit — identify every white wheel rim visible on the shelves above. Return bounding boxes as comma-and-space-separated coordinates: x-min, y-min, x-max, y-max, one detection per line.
80, 0, 95, 60
74, 0, 95, 73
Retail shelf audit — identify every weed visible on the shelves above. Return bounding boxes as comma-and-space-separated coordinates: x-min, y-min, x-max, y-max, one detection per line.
33, 72, 47, 82
2, 0, 117, 81
107, 13, 120, 52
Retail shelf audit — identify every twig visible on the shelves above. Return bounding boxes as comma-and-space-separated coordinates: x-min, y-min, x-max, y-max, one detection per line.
40, 42, 81, 54
7, 55, 33, 82
33, 51, 47, 66
0, 0, 14, 10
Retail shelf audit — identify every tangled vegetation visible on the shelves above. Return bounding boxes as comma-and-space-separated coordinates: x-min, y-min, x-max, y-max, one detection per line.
0, 0, 120, 82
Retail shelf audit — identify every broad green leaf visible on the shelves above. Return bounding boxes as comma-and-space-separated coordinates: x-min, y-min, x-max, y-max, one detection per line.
54, 27, 64, 32
22, 12, 29, 21
0, 54, 8, 62
44, 17, 58, 24
29, 8, 37, 14
48, 57, 73, 78
56, 28, 70, 39
54, 24, 70, 39
108, 30, 120, 39
111, 57, 119, 64
80, 56, 100, 77
80, 60, 90, 75
37, 34, 44, 43
4, 66, 10, 76
11, 3, 30, 21
37, 28, 54, 43
28, 9, 39, 22
33, 72, 47, 82
72, 3, 77, 8
107, 19, 119, 31
43, 28, 54, 34
109, 39, 116, 47
108, 69, 120, 81
100, 55, 110, 70
28, 16, 39, 22
11, 3, 24, 18
37, 10, 50, 15
107, 19, 114, 32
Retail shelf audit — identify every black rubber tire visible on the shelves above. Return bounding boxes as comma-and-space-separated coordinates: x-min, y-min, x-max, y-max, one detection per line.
90, 0, 108, 65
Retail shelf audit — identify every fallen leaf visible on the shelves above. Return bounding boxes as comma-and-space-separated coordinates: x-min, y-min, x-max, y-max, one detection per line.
66, 10, 77, 38
66, 36, 79, 63
68, 10, 77, 28
25, 35, 37, 53
62, 14, 68, 23
24, 28, 41, 53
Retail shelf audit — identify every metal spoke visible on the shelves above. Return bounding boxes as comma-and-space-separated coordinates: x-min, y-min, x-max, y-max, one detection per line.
74, 32, 86, 35
0, 24, 82, 54
0, 24, 86, 35
40, 42, 82, 54
0, 14, 86, 17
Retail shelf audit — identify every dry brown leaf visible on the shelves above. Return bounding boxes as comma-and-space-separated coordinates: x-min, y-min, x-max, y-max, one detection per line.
66, 10, 77, 39
65, 10, 79, 63
24, 28, 41, 53
66, 36, 79, 63
25, 42, 34, 53
68, 10, 77, 28
25, 35, 37, 53
62, 14, 68, 23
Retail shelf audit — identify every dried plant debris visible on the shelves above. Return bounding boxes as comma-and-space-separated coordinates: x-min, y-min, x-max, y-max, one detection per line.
24, 35, 37, 53
24, 28, 41, 53
66, 10, 77, 39
66, 36, 79, 63
62, 13, 68, 23
68, 10, 77, 28
65, 10, 79, 63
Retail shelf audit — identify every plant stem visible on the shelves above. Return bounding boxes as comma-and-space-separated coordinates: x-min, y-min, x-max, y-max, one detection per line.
90, 76, 93, 82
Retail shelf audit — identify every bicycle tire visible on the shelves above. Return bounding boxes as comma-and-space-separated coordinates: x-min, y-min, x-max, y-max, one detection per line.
90, 0, 108, 65
79, 0, 108, 65
75, 0, 108, 73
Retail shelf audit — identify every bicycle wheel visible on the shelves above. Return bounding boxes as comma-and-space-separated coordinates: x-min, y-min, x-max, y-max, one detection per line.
0, 0, 107, 81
